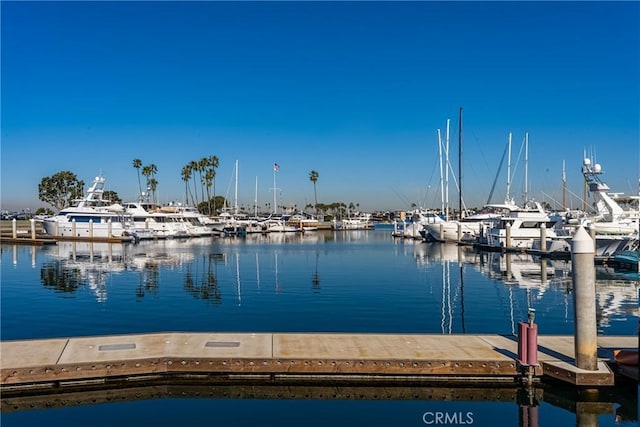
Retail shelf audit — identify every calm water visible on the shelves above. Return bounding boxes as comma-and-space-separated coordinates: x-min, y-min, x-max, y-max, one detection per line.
1, 227, 638, 426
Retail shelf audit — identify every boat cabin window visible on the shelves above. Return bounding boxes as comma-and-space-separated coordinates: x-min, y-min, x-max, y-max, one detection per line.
69, 215, 103, 223
521, 221, 545, 229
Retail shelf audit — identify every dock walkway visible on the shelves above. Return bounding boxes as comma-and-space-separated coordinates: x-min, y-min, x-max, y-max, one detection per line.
1, 333, 636, 394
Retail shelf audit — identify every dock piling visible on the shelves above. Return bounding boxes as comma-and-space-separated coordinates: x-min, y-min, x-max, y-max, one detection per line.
571, 227, 598, 371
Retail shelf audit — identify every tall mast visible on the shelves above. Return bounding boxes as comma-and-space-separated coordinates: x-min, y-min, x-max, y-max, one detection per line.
507, 132, 512, 203
273, 163, 277, 215
458, 107, 463, 219
234, 160, 238, 215
445, 119, 450, 220
583, 149, 588, 212
438, 128, 444, 216
562, 160, 566, 211
254, 176, 258, 217
524, 132, 529, 203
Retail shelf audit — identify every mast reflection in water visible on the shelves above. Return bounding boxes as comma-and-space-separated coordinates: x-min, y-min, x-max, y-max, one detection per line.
2, 230, 637, 340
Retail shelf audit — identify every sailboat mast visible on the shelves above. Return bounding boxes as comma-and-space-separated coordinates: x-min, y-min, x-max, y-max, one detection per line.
273, 163, 277, 215
445, 119, 450, 220
562, 160, 566, 211
438, 128, 444, 216
234, 160, 239, 215
507, 132, 512, 203
524, 132, 529, 203
255, 176, 258, 217
458, 107, 463, 220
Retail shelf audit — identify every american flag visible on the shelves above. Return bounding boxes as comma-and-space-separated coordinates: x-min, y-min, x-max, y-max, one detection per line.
274, 163, 280, 172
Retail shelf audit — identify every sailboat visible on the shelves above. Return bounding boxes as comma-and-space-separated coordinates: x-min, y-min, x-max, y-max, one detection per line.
427, 122, 530, 243
210, 160, 248, 236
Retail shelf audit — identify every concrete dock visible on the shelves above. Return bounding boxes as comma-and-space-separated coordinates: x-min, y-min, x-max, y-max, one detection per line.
1, 333, 636, 394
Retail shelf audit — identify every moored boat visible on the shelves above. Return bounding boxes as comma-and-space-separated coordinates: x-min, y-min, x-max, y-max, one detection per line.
41, 176, 135, 240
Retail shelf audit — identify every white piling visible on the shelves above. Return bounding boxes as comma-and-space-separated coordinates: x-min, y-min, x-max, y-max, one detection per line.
12, 219, 17, 239
571, 226, 598, 370
539, 223, 546, 253
506, 223, 512, 249
589, 226, 597, 252
30, 219, 36, 240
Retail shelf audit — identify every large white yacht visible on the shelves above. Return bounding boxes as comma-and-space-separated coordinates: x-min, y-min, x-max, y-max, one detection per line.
580, 158, 639, 237
41, 176, 135, 240
537, 158, 639, 257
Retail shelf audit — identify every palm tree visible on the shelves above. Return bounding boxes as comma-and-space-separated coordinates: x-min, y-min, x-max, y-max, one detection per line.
133, 159, 142, 199
148, 178, 158, 201
188, 160, 199, 206
198, 157, 208, 204
204, 168, 214, 215
181, 164, 193, 205
208, 155, 219, 214
142, 163, 158, 202
309, 170, 319, 217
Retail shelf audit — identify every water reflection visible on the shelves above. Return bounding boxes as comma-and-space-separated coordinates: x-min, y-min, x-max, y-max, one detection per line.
1, 381, 636, 427
2, 232, 637, 335
40, 241, 130, 302
410, 243, 638, 334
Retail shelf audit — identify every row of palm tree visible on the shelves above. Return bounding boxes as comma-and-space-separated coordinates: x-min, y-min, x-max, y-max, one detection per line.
132, 159, 158, 202
181, 156, 219, 214
132, 160, 325, 218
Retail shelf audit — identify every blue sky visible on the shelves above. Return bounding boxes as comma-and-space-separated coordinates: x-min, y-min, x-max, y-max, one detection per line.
2, 1, 639, 213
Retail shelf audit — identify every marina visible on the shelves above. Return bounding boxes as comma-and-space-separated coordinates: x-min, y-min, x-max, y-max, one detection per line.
3, 1, 639, 425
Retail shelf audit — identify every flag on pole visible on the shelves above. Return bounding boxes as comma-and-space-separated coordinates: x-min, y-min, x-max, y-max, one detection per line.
274, 163, 280, 172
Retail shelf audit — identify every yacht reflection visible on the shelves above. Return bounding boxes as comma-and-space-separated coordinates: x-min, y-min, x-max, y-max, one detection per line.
475, 251, 638, 332
40, 241, 130, 302
38, 239, 226, 303
220, 230, 327, 245
409, 242, 638, 334
410, 242, 478, 268
481, 252, 569, 295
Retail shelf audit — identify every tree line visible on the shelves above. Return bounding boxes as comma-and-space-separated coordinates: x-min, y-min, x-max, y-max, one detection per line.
35, 161, 349, 218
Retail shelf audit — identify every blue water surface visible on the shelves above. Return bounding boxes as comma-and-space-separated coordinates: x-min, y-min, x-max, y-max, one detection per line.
1, 228, 638, 426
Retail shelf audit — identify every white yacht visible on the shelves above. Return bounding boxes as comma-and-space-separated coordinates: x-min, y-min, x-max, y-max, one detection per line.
426, 202, 519, 243
41, 176, 135, 240
403, 209, 444, 240
210, 211, 248, 236
580, 157, 639, 239
261, 215, 300, 233
334, 212, 374, 230
123, 201, 190, 239
159, 203, 214, 237
534, 158, 639, 257
484, 201, 564, 250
